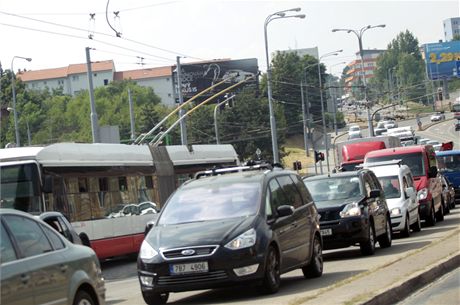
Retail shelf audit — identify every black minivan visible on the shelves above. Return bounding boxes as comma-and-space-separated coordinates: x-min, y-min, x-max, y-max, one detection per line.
303, 169, 392, 256
138, 164, 323, 304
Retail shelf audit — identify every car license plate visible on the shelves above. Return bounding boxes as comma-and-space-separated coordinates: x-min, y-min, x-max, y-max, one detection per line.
320, 228, 332, 236
170, 261, 209, 275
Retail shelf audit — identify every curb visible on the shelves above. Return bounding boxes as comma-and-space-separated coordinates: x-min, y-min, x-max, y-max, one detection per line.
362, 253, 460, 305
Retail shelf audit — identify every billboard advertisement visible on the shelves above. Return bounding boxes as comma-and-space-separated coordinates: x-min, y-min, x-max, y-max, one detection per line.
172, 58, 259, 102
424, 41, 460, 80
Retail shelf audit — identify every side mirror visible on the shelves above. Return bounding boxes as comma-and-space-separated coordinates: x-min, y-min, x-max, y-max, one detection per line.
428, 166, 438, 178
405, 187, 415, 198
369, 189, 381, 199
276, 205, 294, 217
43, 175, 53, 193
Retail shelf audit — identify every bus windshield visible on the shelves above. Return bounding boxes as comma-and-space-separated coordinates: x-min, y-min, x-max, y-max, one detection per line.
0, 163, 42, 213
366, 153, 425, 177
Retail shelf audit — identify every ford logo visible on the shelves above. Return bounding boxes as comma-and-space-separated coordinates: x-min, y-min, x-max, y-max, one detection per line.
181, 249, 195, 256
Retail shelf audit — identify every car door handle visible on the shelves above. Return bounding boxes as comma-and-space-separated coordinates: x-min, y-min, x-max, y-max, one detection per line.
20, 274, 30, 284
60, 264, 68, 273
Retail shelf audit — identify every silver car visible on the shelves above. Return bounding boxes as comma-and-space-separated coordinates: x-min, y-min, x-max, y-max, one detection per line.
0, 208, 105, 305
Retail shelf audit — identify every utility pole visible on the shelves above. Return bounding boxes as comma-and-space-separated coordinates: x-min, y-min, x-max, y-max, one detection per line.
86, 47, 100, 143
176, 56, 188, 145
300, 81, 310, 157
128, 88, 135, 141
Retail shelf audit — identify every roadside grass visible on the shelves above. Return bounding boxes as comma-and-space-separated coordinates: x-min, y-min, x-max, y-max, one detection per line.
282, 135, 313, 175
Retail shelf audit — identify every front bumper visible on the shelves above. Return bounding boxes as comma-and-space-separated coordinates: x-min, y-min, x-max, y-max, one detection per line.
418, 199, 432, 220
138, 246, 266, 294
320, 217, 369, 250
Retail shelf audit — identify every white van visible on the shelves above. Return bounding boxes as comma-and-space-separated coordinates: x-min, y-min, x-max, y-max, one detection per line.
362, 160, 421, 237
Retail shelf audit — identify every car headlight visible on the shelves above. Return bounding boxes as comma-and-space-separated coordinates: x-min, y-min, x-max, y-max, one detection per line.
390, 208, 402, 216
139, 240, 158, 260
417, 188, 428, 201
340, 202, 361, 218
225, 228, 256, 250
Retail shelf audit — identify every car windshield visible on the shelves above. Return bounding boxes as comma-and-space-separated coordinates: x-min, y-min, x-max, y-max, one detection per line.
378, 176, 401, 199
304, 176, 362, 206
349, 126, 360, 131
367, 153, 425, 177
436, 154, 460, 172
158, 181, 260, 225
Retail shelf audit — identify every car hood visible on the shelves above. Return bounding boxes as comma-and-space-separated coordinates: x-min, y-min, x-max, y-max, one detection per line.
413, 176, 428, 191
385, 197, 405, 210
315, 197, 362, 210
147, 216, 256, 249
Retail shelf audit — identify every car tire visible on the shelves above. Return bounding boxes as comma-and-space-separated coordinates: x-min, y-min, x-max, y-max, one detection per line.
142, 292, 169, 305
425, 203, 436, 227
400, 214, 411, 238
360, 223, 376, 256
378, 217, 392, 248
410, 212, 422, 232
260, 246, 280, 294
73, 290, 96, 305
302, 235, 323, 278
443, 198, 450, 215
436, 200, 444, 222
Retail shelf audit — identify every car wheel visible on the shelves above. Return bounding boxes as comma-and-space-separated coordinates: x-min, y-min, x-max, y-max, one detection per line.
142, 292, 169, 305
378, 217, 392, 248
443, 197, 450, 215
436, 200, 444, 222
400, 214, 411, 238
73, 290, 96, 305
360, 223, 376, 256
410, 212, 422, 232
425, 203, 436, 227
260, 246, 280, 294
302, 235, 323, 278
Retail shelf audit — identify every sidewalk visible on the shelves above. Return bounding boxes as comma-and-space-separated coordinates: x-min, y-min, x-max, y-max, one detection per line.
289, 229, 460, 305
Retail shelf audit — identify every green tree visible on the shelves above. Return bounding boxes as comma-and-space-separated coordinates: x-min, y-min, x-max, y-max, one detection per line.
371, 30, 426, 104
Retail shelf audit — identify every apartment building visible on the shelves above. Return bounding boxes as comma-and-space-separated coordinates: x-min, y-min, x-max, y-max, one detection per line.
18, 61, 115, 96
443, 17, 460, 41
343, 49, 385, 94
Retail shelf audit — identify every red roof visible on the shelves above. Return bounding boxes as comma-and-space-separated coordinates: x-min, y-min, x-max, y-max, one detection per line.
18, 60, 115, 82
114, 66, 172, 81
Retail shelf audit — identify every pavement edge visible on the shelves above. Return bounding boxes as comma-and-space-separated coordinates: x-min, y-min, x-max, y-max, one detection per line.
362, 252, 460, 305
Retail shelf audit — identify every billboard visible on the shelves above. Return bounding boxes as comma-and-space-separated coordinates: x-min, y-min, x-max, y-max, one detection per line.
424, 41, 460, 80
172, 58, 259, 102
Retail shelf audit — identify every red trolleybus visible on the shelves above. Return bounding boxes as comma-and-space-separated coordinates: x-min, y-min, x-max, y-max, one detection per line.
0, 143, 239, 259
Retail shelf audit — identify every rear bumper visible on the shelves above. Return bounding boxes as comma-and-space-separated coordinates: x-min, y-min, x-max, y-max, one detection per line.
320, 217, 369, 250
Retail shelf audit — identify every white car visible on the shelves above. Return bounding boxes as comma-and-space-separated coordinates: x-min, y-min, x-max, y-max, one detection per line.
348, 125, 362, 139
430, 112, 445, 122
426, 140, 442, 151
362, 161, 421, 237
383, 120, 398, 129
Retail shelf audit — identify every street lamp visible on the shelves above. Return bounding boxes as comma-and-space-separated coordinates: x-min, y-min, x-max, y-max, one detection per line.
213, 94, 235, 144
264, 8, 305, 164
318, 50, 342, 174
11, 56, 32, 147
332, 24, 385, 137
7, 107, 31, 146
328, 61, 347, 135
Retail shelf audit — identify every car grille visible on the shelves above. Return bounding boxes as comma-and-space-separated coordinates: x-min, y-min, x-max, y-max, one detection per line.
157, 270, 228, 286
319, 210, 340, 222
161, 245, 218, 260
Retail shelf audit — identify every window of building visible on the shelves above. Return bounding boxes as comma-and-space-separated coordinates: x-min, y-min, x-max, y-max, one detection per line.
94, 73, 97, 77
43, 81, 47, 85
166, 77, 170, 81
72, 75, 79, 81
168, 93, 172, 97
104, 79, 109, 85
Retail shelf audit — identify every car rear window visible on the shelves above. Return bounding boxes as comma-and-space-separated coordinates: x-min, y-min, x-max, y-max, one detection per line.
366, 153, 425, 177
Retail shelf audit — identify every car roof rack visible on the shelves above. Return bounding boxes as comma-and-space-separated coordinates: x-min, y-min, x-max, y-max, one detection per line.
194, 160, 280, 179
361, 159, 403, 168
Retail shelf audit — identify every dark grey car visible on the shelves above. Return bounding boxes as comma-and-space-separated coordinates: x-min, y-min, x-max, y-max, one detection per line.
138, 164, 323, 304
0, 208, 105, 305
304, 170, 392, 255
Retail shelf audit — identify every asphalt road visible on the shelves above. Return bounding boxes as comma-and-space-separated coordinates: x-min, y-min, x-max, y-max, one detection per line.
396, 267, 460, 305
102, 207, 460, 305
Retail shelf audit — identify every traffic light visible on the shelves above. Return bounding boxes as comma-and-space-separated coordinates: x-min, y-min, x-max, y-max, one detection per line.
314, 151, 325, 163
293, 160, 302, 170
437, 88, 443, 101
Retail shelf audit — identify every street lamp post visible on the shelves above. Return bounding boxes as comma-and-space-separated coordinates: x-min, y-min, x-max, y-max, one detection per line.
7, 107, 30, 146
213, 94, 235, 144
332, 25, 385, 137
327, 61, 346, 135
11, 56, 32, 147
264, 8, 305, 164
